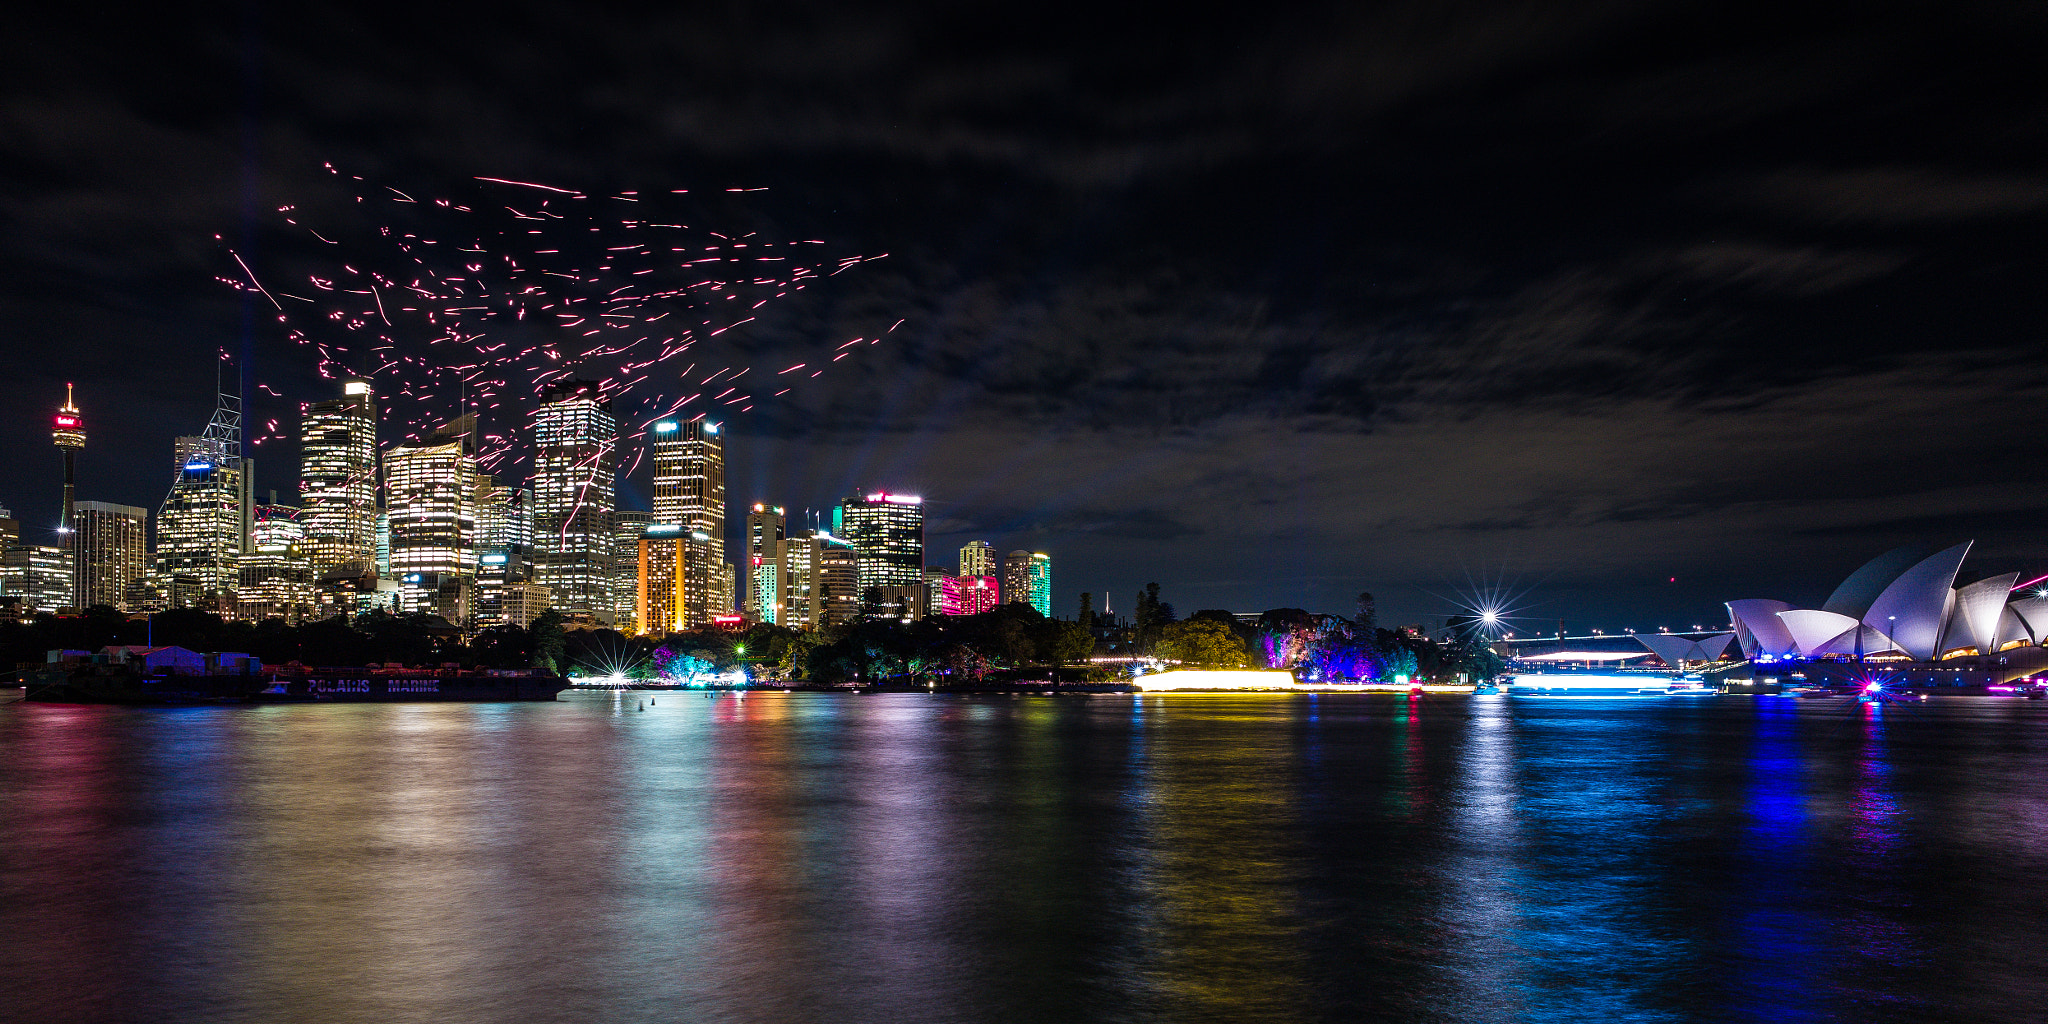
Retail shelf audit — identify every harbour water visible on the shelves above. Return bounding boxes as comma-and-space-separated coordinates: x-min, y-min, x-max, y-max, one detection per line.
4, 690, 2047, 1023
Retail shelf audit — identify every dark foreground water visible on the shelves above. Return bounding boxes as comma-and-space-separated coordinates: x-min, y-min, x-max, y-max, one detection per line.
5, 691, 2048, 1024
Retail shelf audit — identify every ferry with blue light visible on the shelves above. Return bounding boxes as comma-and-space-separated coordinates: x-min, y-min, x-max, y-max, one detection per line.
1505, 671, 1719, 698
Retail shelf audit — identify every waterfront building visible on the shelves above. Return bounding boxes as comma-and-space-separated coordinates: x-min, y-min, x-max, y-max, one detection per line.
958, 540, 994, 579
74, 501, 148, 610
299, 380, 379, 577
475, 475, 531, 551
611, 510, 652, 632
235, 547, 315, 624
838, 493, 923, 598
1716, 541, 2048, 687
649, 416, 727, 613
532, 381, 617, 623
384, 415, 478, 580
374, 512, 390, 576
746, 504, 787, 623
499, 581, 552, 629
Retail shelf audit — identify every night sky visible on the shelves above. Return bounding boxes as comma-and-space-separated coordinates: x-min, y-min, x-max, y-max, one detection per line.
4, 2, 2044, 631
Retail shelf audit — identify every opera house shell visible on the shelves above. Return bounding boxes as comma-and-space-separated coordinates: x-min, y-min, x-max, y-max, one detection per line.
1725, 542, 2048, 669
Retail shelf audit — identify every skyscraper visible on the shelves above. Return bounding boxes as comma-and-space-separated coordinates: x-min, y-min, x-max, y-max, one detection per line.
637, 525, 713, 635
812, 532, 860, 628
958, 540, 994, 579
837, 493, 923, 598
1003, 550, 1052, 617
384, 415, 478, 578
300, 380, 379, 576
650, 416, 727, 613
746, 504, 787, 623
155, 433, 249, 608
612, 509, 652, 632
74, 501, 147, 610
532, 381, 617, 623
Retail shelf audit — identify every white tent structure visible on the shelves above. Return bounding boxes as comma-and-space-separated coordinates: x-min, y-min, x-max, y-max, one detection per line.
1726, 542, 2040, 663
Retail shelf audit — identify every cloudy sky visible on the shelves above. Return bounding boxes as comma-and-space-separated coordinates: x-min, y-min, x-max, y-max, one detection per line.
3, 1, 2044, 629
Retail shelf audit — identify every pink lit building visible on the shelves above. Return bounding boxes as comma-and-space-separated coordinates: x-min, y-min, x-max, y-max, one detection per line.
939, 574, 999, 616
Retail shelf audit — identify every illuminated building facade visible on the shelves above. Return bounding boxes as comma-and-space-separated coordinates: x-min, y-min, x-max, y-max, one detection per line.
637, 526, 713, 635
249, 504, 305, 551
813, 532, 860, 628
958, 540, 994, 579
783, 530, 816, 628
475, 475, 531, 550
300, 380, 379, 576
612, 509, 652, 632
747, 504, 786, 623
1001, 550, 1052, 617
155, 435, 248, 607
475, 545, 544, 629
384, 415, 477, 579
938, 574, 999, 616
650, 416, 727, 613
838, 492, 923, 596
74, 501, 147, 610
532, 381, 617, 623
1, 538, 73, 615
235, 549, 315, 624
868, 584, 926, 623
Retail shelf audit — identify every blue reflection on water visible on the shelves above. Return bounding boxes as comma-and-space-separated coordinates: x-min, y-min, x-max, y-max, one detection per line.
1726, 696, 1822, 1023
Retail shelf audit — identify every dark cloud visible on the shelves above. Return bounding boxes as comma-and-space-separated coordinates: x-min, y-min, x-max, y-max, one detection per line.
2, 0, 2045, 628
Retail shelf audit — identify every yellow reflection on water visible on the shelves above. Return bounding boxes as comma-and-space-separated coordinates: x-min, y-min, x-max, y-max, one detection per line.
1127, 694, 1311, 1020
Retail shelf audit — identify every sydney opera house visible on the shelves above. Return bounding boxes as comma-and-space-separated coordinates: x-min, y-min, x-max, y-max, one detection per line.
1725, 541, 2048, 686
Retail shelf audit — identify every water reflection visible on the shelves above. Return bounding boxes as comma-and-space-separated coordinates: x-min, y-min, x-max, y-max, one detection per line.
6, 693, 2048, 1023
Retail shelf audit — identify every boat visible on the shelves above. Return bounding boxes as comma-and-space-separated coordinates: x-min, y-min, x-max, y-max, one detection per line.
23, 663, 569, 705
1506, 671, 1720, 698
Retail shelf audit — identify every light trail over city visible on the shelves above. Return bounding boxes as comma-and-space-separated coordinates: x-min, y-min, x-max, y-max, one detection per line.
218, 165, 898, 479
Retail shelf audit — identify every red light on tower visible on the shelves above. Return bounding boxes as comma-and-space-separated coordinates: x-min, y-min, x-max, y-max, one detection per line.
53, 383, 85, 449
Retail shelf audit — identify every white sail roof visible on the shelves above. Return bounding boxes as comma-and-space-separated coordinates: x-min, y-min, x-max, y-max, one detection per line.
1862, 541, 1971, 661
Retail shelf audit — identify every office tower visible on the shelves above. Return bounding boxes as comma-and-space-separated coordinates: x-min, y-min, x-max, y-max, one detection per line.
612, 509, 652, 632
476, 545, 544, 629
813, 532, 860, 628
1003, 551, 1053, 616
235, 542, 314, 625
1026, 553, 1052, 617
475, 475, 532, 550
837, 492, 923, 598
868, 584, 926, 623
746, 504, 787, 623
924, 566, 950, 617
533, 381, 618, 623
300, 380, 379, 575
638, 525, 713, 635
783, 530, 816, 629
649, 416, 727, 613
0, 504, 73, 615
938, 575, 999, 617
385, 415, 478, 579
74, 501, 147, 610
249, 503, 305, 550
374, 512, 390, 576
1, 544, 72, 615
959, 540, 994, 579
155, 433, 249, 608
